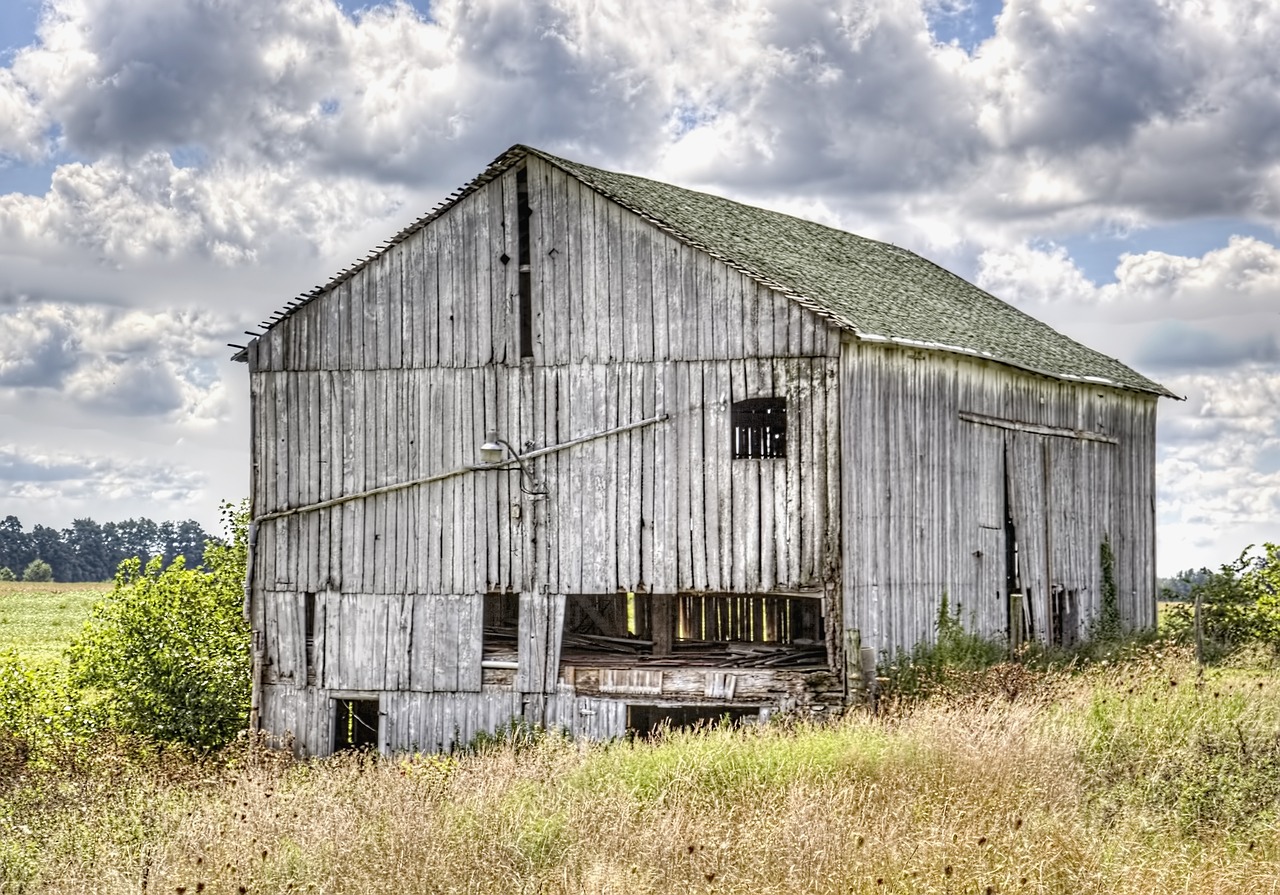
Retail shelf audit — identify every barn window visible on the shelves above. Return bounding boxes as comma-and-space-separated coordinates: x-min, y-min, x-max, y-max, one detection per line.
731, 397, 786, 459
332, 698, 379, 752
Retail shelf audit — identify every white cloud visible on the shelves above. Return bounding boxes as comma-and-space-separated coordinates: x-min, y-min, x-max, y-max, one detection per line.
0, 442, 206, 502
0, 153, 405, 264
0, 303, 78, 386
0, 67, 48, 160
0, 302, 234, 424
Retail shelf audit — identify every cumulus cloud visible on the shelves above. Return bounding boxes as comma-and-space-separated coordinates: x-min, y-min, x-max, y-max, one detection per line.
0, 67, 48, 160
0, 303, 78, 386
0, 442, 206, 502
0, 303, 233, 424
1155, 367, 1280, 562
0, 153, 404, 264
0, 0, 1277, 263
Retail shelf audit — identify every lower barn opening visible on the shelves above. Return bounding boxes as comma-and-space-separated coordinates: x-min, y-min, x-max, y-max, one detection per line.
333, 698, 379, 752
482, 592, 520, 664
627, 704, 762, 737
560, 593, 826, 668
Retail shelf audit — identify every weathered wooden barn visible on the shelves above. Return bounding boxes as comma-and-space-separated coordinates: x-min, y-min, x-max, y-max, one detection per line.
233, 144, 1173, 756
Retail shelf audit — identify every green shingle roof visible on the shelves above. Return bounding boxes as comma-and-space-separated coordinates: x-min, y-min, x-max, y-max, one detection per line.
524, 146, 1173, 398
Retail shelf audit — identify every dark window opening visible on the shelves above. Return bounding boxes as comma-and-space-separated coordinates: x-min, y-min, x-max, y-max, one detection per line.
627, 704, 760, 737
558, 593, 825, 668
1051, 586, 1079, 648
731, 397, 786, 459
304, 592, 317, 687
516, 167, 533, 359
333, 698, 379, 752
483, 592, 519, 662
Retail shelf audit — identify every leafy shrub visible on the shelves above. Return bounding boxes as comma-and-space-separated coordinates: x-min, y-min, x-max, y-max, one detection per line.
68, 502, 250, 750
0, 648, 104, 764
1163, 544, 1280, 660
21, 559, 52, 582
0, 566, 15, 581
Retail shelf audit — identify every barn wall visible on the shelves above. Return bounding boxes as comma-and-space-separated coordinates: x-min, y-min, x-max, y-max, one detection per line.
249, 358, 839, 597
841, 340, 1158, 658
246, 157, 844, 755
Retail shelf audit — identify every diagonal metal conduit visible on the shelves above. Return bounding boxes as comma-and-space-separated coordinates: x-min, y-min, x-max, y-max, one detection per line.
251, 412, 670, 525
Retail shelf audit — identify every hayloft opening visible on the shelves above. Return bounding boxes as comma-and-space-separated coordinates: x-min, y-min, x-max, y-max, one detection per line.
558, 593, 825, 668
332, 698, 379, 752
516, 166, 533, 359
731, 397, 786, 459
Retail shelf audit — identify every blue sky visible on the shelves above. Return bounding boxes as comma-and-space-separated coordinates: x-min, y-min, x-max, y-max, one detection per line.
1, 0, 1279, 574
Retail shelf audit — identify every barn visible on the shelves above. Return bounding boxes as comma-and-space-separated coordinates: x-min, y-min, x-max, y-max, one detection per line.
233, 144, 1173, 756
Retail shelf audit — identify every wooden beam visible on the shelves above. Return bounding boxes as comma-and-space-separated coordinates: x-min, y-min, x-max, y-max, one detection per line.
958, 410, 1118, 445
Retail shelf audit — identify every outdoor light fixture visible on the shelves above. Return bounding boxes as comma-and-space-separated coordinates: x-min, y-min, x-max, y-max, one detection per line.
480, 431, 506, 465
479, 430, 548, 497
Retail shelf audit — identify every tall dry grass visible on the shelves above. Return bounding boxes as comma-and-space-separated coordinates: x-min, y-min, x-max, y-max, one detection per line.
3, 646, 1279, 894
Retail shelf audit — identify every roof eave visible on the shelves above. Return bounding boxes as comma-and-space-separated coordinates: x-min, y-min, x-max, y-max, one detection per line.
853, 331, 1179, 399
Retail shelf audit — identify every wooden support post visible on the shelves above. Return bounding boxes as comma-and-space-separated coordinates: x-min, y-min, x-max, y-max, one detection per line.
651, 595, 673, 657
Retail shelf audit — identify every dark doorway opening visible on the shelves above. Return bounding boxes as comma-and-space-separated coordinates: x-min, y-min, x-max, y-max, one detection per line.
626, 704, 761, 736
333, 698, 379, 752
483, 592, 520, 662
1003, 444, 1031, 647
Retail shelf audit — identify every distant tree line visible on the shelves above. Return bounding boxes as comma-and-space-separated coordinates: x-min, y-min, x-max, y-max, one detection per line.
0, 515, 215, 583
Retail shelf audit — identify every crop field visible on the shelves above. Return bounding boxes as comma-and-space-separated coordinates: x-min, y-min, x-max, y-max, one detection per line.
2, 645, 1278, 894
0, 581, 109, 665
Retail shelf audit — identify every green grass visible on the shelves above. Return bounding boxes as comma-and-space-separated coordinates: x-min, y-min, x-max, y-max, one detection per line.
0, 581, 109, 666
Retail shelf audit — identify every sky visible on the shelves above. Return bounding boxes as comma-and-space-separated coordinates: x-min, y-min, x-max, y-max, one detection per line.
0, 0, 1277, 575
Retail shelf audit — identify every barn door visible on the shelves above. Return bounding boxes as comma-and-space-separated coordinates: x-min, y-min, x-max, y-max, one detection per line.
966, 423, 1007, 638
1005, 433, 1108, 647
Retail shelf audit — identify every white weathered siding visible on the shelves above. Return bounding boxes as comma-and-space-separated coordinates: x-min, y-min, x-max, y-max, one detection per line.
841, 340, 1158, 657
247, 156, 843, 755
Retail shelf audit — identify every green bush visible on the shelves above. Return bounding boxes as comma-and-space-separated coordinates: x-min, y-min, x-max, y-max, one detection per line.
0, 566, 15, 581
0, 648, 103, 762
21, 559, 53, 582
68, 502, 251, 750
1163, 544, 1280, 660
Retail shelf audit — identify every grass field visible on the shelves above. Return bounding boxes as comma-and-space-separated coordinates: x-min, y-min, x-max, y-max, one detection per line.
1, 646, 1278, 894
0, 581, 110, 665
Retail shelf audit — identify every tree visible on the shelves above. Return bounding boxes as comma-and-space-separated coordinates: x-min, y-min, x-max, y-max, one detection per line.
69, 501, 251, 750
0, 567, 14, 581
1240, 542, 1280, 650
0, 516, 31, 576
21, 559, 53, 582
27, 526, 69, 581
1166, 545, 1280, 659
